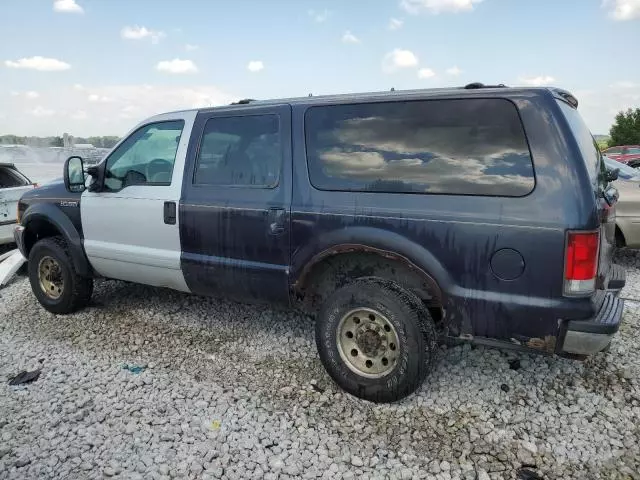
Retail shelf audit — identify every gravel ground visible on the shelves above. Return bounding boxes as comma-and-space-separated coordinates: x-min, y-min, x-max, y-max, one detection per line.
1, 252, 639, 480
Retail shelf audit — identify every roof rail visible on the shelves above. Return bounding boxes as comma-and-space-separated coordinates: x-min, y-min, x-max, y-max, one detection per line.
230, 98, 256, 105
464, 82, 508, 89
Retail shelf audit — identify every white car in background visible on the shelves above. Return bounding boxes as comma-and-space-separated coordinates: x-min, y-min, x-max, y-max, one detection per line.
604, 155, 640, 248
0, 163, 37, 245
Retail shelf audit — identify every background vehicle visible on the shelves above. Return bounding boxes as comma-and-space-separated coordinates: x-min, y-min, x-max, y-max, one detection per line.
0, 163, 36, 246
604, 155, 640, 248
13, 85, 625, 403
603, 145, 640, 167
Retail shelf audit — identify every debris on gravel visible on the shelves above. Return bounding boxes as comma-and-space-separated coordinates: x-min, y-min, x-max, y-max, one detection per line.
1, 252, 639, 479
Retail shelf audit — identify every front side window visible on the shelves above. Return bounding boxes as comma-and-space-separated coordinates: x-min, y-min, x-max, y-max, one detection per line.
194, 114, 280, 187
103, 120, 184, 192
305, 98, 535, 196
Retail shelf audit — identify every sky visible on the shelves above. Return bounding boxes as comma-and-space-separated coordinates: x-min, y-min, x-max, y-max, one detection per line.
1, 0, 639, 137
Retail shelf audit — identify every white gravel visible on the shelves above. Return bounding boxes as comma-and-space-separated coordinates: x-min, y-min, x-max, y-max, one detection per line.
1, 252, 639, 479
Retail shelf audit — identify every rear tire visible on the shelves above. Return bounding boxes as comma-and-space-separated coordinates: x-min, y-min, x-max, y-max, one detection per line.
28, 236, 93, 314
315, 278, 437, 403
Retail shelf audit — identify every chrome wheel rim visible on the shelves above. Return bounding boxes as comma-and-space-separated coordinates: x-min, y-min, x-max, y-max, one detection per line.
38, 256, 64, 300
336, 307, 400, 378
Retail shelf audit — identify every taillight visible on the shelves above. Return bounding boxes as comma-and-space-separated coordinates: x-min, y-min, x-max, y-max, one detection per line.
564, 231, 599, 296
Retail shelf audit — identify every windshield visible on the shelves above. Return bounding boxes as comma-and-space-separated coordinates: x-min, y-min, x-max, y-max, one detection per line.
604, 155, 639, 180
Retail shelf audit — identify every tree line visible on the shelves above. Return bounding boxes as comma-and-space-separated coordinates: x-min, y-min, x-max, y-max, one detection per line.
608, 108, 640, 147
0, 135, 120, 148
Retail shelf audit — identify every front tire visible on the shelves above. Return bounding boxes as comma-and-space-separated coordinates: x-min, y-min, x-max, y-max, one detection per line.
28, 236, 93, 314
315, 278, 437, 403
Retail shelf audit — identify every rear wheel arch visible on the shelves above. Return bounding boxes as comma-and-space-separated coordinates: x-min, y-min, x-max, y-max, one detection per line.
293, 246, 445, 319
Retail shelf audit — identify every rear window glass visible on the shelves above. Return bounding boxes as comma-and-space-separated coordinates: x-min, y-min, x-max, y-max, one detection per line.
0, 167, 30, 188
556, 100, 600, 185
305, 98, 535, 196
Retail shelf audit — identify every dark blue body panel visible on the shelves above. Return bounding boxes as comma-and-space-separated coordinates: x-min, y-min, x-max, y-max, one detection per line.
175, 86, 608, 346
180, 104, 292, 303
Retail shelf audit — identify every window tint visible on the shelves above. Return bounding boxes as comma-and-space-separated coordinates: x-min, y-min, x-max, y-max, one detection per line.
194, 115, 280, 187
104, 120, 184, 192
627, 147, 640, 155
605, 147, 622, 154
556, 100, 600, 186
0, 167, 30, 188
305, 99, 534, 196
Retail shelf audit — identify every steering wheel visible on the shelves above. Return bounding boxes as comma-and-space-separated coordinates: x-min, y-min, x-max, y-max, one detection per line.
146, 158, 173, 183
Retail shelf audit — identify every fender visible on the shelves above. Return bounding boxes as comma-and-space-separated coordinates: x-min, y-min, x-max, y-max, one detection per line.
21, 203, 92, 277
291, 226, 453, 301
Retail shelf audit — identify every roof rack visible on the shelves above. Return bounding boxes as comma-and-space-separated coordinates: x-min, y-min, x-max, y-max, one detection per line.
464, 82, 508, 89
230, 98, 256, 105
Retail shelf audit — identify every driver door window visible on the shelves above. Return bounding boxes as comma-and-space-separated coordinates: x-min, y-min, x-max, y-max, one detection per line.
104, 120, 184, 192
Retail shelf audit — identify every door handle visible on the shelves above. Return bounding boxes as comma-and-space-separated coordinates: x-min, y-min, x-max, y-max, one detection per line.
268, 207, 286, 235
164, 201, 176, 225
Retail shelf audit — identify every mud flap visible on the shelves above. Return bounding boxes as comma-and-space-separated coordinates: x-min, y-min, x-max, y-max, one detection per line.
0, 249, 26, 287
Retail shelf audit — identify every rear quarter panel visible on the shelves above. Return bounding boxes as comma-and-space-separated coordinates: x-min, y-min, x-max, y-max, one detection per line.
290, 90, 598, 342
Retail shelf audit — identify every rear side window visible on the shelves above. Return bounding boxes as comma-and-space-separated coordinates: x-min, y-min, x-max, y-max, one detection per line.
556, 100, 600, 186
0, 167, 30, 188
304, 98, 535, 196
194, 115, 280, 188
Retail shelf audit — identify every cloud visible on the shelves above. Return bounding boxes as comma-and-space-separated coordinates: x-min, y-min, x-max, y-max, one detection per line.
247, 60, 264, 72
418, 68, 436, 79
400, 0, 484, 14
382, 49, 419, 73
185, 44, 199, 51
446, 66, 462, 76
5, 56, 70, 71
2, 84, 237, 136
71, 110, 88, 120
342, 31, 360, 44
610, 80, 638, 88
10, 91, 40, 99
308, 9, 330, 22
389, 18, 404, 30
53, 0, 83, 13
121, 25, 165, 44
156, 59, 198, 74
519, 75, 555, 86
603, 0, 640, 20
88, 94, 112, 103
28, 106, 55, 117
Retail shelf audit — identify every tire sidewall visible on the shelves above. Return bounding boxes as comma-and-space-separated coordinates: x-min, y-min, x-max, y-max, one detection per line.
28, 240, 76, 313
316, 281, 428, 402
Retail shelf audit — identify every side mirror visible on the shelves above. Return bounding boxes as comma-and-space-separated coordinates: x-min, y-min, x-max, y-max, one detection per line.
64, 156, 86, 193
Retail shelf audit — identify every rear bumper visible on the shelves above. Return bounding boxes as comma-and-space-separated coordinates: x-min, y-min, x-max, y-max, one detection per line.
561, 291, 624, 355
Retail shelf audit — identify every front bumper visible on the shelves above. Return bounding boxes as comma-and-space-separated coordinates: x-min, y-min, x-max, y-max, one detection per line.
13, 225, 26, 257
561, 290, 624, 355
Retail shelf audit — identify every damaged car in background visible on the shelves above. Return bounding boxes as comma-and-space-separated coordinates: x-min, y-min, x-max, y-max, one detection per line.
604, 155, 640, 248
10, 84, 627, 403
